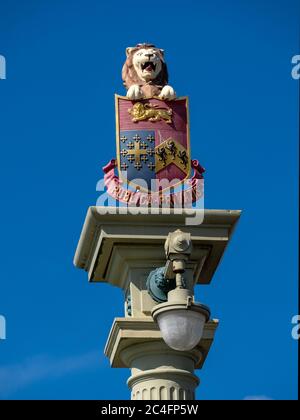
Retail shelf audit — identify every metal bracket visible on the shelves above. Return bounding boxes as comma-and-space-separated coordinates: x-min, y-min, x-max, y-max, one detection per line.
146, 267, 175, 303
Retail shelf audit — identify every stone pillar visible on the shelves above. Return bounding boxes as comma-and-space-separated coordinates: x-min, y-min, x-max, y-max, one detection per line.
123, 342, 201, 400
74, 207, 241, 400
104, 317, 218, 401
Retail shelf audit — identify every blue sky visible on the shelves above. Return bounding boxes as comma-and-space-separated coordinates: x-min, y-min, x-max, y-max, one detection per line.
0, 0, 298, 400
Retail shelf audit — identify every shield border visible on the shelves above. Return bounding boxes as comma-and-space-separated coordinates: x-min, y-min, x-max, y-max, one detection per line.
115, 94, 191, 193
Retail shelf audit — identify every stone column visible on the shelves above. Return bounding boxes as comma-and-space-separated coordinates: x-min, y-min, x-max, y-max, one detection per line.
104, 317, 218, 401
74, 207, 241, 400
123, 342, 201, 400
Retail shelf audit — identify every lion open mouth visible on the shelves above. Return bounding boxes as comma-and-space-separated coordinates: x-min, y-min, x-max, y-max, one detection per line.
141, 61, 156, 72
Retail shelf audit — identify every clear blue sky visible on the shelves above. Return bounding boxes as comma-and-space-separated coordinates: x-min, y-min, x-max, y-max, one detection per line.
0, 0, 298, 400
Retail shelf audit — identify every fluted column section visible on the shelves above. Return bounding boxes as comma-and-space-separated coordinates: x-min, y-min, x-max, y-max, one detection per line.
121, 341, 202, 401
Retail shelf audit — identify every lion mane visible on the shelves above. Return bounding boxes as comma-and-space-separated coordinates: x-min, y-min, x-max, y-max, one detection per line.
122, 43, 169, 98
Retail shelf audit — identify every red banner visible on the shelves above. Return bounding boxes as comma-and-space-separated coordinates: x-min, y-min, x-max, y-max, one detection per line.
103, 159, 204, 207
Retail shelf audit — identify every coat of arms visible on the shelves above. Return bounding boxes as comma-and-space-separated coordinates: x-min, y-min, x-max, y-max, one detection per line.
116, 95, 191, 193
103, 44, 204, 207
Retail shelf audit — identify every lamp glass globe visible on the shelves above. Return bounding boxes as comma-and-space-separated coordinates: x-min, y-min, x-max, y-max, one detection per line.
156, 309, 206, 351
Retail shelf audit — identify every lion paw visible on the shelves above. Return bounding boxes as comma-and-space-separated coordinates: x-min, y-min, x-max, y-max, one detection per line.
127, 85, 144, 100
159, 85, 176, 100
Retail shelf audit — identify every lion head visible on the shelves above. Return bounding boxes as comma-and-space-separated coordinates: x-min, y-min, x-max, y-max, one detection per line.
122, 43, 172, 99
129, 102, 145, 118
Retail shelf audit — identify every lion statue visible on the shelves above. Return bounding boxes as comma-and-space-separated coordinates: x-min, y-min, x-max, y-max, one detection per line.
122, 43, 176, 100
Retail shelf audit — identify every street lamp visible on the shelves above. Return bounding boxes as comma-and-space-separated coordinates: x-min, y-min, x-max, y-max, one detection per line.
152, 288, 210, 351
149, 230, 211, 352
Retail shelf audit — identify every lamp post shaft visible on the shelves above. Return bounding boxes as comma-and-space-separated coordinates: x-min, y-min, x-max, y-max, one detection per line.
123, 342, 201, 400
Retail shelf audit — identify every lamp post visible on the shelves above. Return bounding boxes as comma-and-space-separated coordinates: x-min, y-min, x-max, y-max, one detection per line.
74, 207, 241, 400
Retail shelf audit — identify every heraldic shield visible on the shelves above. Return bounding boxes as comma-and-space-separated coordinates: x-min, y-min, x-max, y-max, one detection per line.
115, 95, 191, 193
